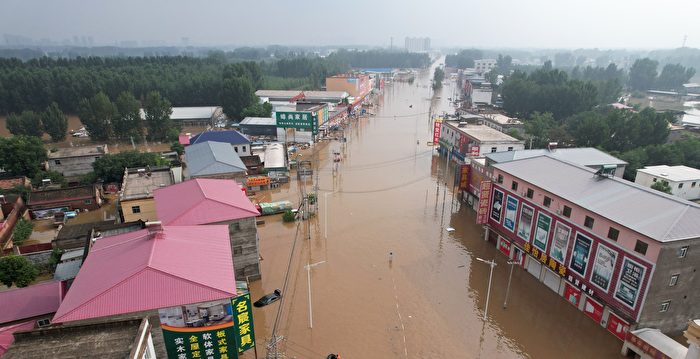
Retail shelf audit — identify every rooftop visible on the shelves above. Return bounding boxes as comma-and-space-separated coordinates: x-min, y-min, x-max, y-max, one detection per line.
28, 186, 96, 205
120, 167, 174, 201
0, 321, 35, 357
185, 141, 247, 177
493, 156, 700, 242
445, 122, 522, 143
53, 260, 82, 282
240, 117, 276, 126
155, 178, 259, 225
255, 90, 349, 101
52, 225, 236, 323
0, 176, 29, 191
55, 220, 116, 242
631, 328, 687, 359
0, 281, 63, 325
190, 129, 250, 146
482, 113, 522, 125
485, 148, 627, 166
637, 165, 700, 182
48, 145, 107, 159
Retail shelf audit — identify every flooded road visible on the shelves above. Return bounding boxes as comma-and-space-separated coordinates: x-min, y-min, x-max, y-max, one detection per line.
252, 61, 624, 358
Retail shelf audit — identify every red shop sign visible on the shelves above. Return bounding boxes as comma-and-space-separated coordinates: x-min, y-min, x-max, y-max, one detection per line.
563, 283, 581, 307
583, 297, 604, 323
498, 238, 512, 257
606, 313, 629, 341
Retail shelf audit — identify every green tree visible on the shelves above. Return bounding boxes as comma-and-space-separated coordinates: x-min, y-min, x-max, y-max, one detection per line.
0, 255, 39, 288
651, 181, 672, 194
114, 91, 144, 142
628, 58, 658, 91
92, 151, 168, 183
78, 92, 116, 141
42, 102, 68, 141
656, 64, 696, 90
433, 67, 445, 90
282, 210, 296, 222
6, 110, 44, 137
222, 77, 255, 120
241, 101, 272, 119
48, 248, 65, 271
0, 136, 47, 177
11, 218, 34, 245
143, 91, 174, 142
566, 111, 610, 147
524, 112, 557, 148
170, 141, 185, 155
32, 170, 66, 188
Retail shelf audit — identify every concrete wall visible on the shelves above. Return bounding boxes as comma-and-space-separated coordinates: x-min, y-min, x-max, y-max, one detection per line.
47, 156, 101, 178
637, 238, 700, 334
213, 217, 261, 281
120, 198, 157, 223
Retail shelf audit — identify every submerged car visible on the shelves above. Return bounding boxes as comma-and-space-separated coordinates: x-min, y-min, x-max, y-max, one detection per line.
254, 289, 281, 307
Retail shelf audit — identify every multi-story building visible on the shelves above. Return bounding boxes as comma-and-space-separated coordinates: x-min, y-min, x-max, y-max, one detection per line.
482, 155, 700, 337
635, 165, 700, 201
437, 121, 524, 163
47, 145, 108, 180
474, 59, 497, 74
404, 37, 430, 53
480, 113, 524, 135
325, 74, 371, 98
118, 166, 178, 223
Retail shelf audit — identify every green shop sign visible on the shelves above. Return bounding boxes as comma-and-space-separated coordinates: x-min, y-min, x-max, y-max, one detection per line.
275, 111, 318, 134
231, 293, 256, 354
162, 322, 238, 359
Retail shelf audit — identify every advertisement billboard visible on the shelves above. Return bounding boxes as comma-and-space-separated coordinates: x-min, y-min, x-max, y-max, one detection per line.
516, 203, 534, 242
469, 145, 480, 157
490, 189, 504, 223
231, 292, 256, 354
569, 233, 592, 277
614, 258, 646, 309
550, 222, 571, 264
459, 165, 470, 190
476, 181, 492, 224
503, 196, 518, 232
591, 243, 618, 292
275, 111, 317, 134
533, 213, 552, 252
432, 118, 443, 144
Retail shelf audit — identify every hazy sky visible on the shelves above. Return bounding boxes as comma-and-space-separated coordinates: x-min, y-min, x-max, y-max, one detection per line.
2, 0, 700, 49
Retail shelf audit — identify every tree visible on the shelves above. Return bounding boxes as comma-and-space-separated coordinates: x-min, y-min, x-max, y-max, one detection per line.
524, 112, 557, 148
432, 67, 445, 90
114, 91, 144, 142
92, 151, 168, 183
656, 63, 696, 90
143, 91, 174, 142
32, 170, 66, 188
78, 92, 116, 141
282, 210, 296, 222
651, 181, 672, 194
241, 101, 272, 118
6, 110, 43, 137
628, 58, 658, 91
221, 77, 255, 120
0, 255, 39, 288
445, 49, 482, 68
170, 141, 185, 155
42, 102, 68, 141
566, 111, 609, 148
11, 218, 34, 245
0, 136, 47, 177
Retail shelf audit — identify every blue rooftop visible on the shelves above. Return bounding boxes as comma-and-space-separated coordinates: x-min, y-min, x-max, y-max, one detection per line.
190, 130, 250, 146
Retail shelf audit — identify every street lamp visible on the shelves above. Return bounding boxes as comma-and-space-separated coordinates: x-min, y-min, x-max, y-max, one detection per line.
475, 257, 497, 320
305, 260, 325, 329
503, 259, 520, 309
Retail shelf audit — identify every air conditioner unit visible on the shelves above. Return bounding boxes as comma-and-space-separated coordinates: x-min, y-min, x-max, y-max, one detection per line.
37, 318, 51, 327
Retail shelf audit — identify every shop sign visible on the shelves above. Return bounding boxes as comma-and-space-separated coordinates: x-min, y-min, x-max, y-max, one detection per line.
490, 189, 504, 223
498, 237, 511, 257
533, 212, 552, 252
231, 293, 256, 354
614, 258, 646, 309
476, 181, 492, 224
550, 222, 571, 264
591, 243, 618, 293
516, 203, 534, 242
606, 313, 629, 341
583, 296, 604, 323
433, 118, 443, 144
459, 165, 470, 190
523, 242, 567, 277
563, 282, 581, 307
503, 196, 518, 232
276, 111, 317, 134
570, 233, 592, 277
469, 145, 480, 157
627, 332, 672, 359
246, 176, 270, 187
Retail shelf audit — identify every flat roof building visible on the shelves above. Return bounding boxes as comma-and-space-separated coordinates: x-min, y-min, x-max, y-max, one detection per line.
438, 121, 524, 162
635, 165, 700, 201
140, 106, 224, 127
47, 145, 108, 179
119, 166, 176, 223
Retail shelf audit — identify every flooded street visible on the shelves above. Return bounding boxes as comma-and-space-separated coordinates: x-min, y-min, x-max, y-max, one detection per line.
252, 60, 624, 359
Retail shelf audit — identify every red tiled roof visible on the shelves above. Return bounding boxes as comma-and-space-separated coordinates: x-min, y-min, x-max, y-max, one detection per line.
0, 281, 63, 325
52, 225, 236, 323
154, 179, 259, 225
0, 321, 35, 356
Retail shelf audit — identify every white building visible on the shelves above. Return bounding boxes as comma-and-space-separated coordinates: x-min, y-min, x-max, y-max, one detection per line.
438, 121, 524, 162
474, 59, 497, 74
405, 37, 430, 53
635, 165, 700, 200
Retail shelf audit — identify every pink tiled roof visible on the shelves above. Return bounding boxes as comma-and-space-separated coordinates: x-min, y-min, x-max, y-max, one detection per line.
154, 179, 259, 225
0, 321, 35, 356
52, 225, 236, 323
179, 134, 190, 146
0, 281, 63, 325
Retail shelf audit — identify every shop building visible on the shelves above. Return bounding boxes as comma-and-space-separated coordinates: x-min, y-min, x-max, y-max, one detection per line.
482, 155, 700, 337
325, 74, 371, 98
437, 120, 524, 163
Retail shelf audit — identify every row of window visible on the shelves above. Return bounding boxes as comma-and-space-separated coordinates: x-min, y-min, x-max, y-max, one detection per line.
652, 178, 697, 189
507, 179, 691, 258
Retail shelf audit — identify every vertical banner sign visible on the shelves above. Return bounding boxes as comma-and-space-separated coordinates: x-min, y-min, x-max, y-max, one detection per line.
550, 222, 571, 264
476, 181, 492, 224
591, 244, 617, 292
231, 293, 256, 354
533, 213, 552, 252
569, 233, 592, 277
614, 258, 646, 308
432, 118, 443, 144
516, 204, 534, 242
459, 165, 470, 190
490, 189, 504, 223
159, 298, 238, 359
469, 145, 480, 157
503, 196, 518, 232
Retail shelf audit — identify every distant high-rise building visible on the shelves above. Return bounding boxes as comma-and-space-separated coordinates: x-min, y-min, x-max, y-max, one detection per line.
405, 37, 430, 53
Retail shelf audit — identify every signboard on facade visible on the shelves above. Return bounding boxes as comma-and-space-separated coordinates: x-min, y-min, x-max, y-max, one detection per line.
523, 241, 568, 277
498, 237, 512, 257
614, 258, 646, 309
432, 118, 443, 144
607, 313, 629, 341
591, 243, 617, 292
583, 297, 604, 323
503, 196, 518, 232
563, 282, 581, 307
459, 165, 470, 190
469, 145, 480, 157
246, 176, 270, 187
275, 111, 317, 134
476, 181, 492, 224
550, 222, 571, 264
490, 189, 504, 223
570, 233, 592, 277
231, 292, 256, 354
533, 213, 552, 252
627, 332, 672, 358
516, 203, 534, 242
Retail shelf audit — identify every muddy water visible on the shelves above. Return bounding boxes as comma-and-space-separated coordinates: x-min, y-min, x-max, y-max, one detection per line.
251, 61, 623, 359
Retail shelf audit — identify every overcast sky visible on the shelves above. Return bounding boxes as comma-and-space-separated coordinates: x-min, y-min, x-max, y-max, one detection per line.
2, 0, 700, 49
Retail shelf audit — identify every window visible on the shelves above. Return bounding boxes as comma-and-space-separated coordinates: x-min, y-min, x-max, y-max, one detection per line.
511, 181, 518, 191
660, 301, 671, 312
634, 240, 648, 255
693, 182, 697, 188
84, 199, 92, 205
491, 147, 497, 153
233, 246, 243, 255
607, 227, 620, 241
653, 178, 657, 182
679, 183, 684, 189
679, 246, 689, 258
507, 147, 514, 151
669, 274, 679, 287
242, 146, 247, 153
36, 318, 51, 327
94, 156, 100, 160
562, 206, 572, 218
131, 206, 141, 214
526, 188, 534, 199
54, 159, 61, 165
234, 146, 239, 153
497, 174, 504, 184
584, 216, 594, 229
543, 196, 551, 207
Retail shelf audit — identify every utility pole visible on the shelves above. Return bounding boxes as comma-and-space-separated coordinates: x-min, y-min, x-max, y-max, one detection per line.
503, 259, 520, 309
475, 258, 497, 320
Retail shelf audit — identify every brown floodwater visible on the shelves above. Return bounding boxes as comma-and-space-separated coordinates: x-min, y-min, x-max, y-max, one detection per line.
250, 60, 625, 358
